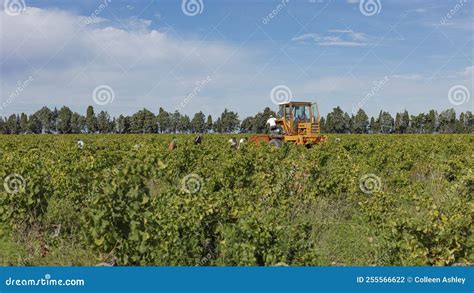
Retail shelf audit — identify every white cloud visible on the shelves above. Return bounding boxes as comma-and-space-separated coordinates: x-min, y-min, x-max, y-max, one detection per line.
0, 8, 237, 70
390, 74, 424, 80
319, 39, 367, 47
327, 29, 353, 33
292, 29, 372, 47
291, 33, 319, 43
0, 7, 258, 116
122, 17, 153, 32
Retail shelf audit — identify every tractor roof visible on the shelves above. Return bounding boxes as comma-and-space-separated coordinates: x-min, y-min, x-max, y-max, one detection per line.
279, 101, 312, 106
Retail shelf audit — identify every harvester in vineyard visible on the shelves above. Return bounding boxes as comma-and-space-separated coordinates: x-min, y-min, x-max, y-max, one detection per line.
251, 101, 327, 148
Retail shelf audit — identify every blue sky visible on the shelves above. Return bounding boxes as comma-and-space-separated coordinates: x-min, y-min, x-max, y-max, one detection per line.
1, 0, 473, 118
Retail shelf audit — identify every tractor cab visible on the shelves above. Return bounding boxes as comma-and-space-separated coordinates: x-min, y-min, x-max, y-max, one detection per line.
276, 102, 321, 137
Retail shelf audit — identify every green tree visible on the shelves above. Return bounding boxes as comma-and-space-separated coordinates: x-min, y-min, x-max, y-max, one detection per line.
439, 109, 456, 134
171, 111, 181, 133
320, 116, 326, 133
326, 106, 349, 133
0, 117, 6, 134
35, 106, 53, 133
130, 109, 157, 133
97, 111, 111, 133
156, 107, 170, 133
465, 111, 474, 133
130, 111, 144, 133
143, 109, 157, 133
219, 109, 240, 133
371, 111, 381, 133
379, 111, 394, 134
240, 116, 254, 133
109, 117, 116, 133
353, 109, 369, 133
5, 114, 18, 134
456, 112, 467, 133
28, 114, 42, 134
348, 114, 355, 133
19, 113, 28, 134
206, 115, 213, 133
178, 115, 191, 133
86, 105, 97, 133
213, 117, 222, 133
395, 110, 410, 134
424, 110, 437, 133
71, 112, 85, 133
410, 113, 426, 134
191, 111, 206, 133
57, 106, 73, 134
51, 107, 59, 133
116, 115, 129, 133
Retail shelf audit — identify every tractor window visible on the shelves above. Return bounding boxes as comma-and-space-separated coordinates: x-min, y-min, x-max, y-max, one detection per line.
278, 105, 284, 118
304, 105, 311, 121
294, 106, 310, 122
285, 106, 291, 121
311, 104, 319, 123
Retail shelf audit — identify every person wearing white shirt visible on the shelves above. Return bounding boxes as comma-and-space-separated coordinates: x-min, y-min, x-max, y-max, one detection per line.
266, 116, 279, 134
267, 116, 277, 128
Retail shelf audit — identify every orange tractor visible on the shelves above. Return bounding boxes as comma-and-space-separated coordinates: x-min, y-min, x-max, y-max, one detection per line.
251, 101, 327, 147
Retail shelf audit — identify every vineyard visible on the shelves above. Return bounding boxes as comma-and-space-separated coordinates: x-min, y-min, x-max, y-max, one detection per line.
0, 134, 472, 266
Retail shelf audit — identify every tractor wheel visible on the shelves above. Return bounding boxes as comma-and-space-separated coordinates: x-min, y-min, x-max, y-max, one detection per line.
269, 139, 283, 148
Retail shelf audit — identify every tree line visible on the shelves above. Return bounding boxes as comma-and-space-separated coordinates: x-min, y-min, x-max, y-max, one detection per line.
0, 105, 472, 134
321, 107, 473, 134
